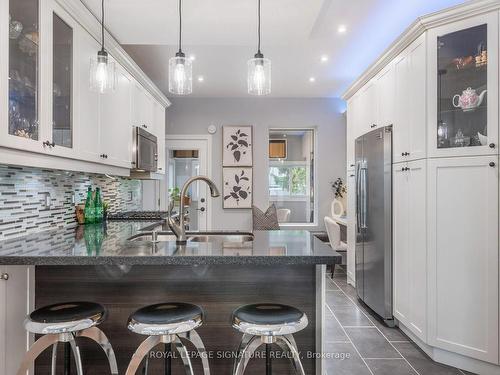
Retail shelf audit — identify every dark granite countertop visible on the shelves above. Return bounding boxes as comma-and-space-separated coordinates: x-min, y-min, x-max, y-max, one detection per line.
0, 221, 341, 266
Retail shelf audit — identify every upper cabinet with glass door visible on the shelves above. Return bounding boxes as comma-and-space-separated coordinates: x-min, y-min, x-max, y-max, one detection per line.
1, 0, 43, 152
427, 12, 498, 157
46, 1, 77, 158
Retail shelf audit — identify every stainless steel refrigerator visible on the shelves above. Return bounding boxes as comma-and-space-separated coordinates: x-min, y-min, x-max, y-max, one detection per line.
355, 125, 393, 325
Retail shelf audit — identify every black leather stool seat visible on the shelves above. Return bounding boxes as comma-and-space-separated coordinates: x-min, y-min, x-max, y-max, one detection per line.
25, 301, 106, 334
232, 303, 308, 336
30, 302, 106, 323
127, 303, 204, 335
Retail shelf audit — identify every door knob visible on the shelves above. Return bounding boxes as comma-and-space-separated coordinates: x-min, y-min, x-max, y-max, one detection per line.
489, 143, 496, 149
0, 273, 9, 281
200, 198, 205, 203
197, 207, 206, 212
489, 162, 496, 167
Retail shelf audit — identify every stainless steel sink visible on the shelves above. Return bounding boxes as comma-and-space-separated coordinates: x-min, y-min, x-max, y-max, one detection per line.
127, 231, 254, 244
128, 233, 179, 242
189, 234, 254, 243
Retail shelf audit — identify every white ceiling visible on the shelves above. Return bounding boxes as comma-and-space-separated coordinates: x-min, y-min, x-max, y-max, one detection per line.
82, 0, 467, 98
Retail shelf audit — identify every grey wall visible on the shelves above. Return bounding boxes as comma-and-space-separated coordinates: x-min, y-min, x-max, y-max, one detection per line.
166, 97, 346, 231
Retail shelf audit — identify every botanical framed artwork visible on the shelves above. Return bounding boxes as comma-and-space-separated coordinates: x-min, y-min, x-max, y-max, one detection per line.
223, 167, 253, 209
223, 126, 253, 166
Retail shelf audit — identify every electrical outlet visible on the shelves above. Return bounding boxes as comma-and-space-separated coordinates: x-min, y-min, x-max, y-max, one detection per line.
128, 191, 134, 201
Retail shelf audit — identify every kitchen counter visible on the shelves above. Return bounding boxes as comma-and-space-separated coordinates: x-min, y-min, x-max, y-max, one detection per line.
0, 221, 341, 265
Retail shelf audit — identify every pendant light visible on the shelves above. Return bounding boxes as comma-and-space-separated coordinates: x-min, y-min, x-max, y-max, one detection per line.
169, 0, 192, 95
90, 0, 116, 93
248, 0, 271, 95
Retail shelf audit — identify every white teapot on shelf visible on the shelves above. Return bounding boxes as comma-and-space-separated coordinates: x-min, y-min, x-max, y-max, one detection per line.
452, 87, 487, 112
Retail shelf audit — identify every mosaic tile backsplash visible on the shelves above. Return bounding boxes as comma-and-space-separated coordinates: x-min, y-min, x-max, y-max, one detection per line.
0, 165, 142, 240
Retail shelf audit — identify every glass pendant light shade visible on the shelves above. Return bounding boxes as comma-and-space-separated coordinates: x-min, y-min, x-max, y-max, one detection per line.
89, 0, 115, 94
169, 52, 192, 95
248, 54, 271, 95
90, 50, 116, 93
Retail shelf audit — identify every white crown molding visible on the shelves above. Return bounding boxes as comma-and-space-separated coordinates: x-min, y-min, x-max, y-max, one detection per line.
56, 0, 171, 108
342, 0, 500, 100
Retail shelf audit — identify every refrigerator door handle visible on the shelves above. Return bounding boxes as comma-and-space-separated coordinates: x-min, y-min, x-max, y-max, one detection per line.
356, 162, 361, 232
361, 166, 368, 229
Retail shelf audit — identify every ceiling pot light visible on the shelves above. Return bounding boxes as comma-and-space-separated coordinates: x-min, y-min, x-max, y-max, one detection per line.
309, 77, 316, 83
320, 55, 329, 62
248, 0, 271, 96
338, 24, 347, 34
169, 0, 192, 95
90, 0, 116, 93
197, 76, 204, 82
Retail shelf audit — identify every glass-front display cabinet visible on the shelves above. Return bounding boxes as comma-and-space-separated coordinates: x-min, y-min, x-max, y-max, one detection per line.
428, 14, 498, 157
6, 0, 40, 145
2, 0, 76, 154
52, 12, 73, 149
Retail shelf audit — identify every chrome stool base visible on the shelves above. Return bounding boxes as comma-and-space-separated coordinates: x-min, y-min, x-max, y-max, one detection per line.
232, 333, 305, 375
16, 326, 118, 375
125, 330, 210, 375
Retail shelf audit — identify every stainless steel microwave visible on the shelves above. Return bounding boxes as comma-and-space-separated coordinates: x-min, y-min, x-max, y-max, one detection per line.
132, 127, 158, 172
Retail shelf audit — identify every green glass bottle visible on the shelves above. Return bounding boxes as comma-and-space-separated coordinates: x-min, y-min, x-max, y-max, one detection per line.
94, 187, 103, 223
84, 186, 95, 224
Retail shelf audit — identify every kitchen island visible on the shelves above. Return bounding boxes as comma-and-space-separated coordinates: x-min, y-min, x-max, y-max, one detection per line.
0, 222, 341, 375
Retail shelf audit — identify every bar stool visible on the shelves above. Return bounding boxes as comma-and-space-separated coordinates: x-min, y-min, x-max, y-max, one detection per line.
16, 301, 118, 375
125, 302, 210, 375
231, 303, 308, 375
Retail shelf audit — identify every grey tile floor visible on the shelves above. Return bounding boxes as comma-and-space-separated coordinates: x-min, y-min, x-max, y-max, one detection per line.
323, 268, 475, 375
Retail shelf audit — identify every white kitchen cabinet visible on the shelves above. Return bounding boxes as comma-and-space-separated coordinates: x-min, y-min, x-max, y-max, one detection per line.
132, 83, 155, 133
346, 169, 356, 285
394, 34, 427, 163
0, 0, 46, 154
393, 159, 427, 341
154, 101, 166, 174
427, 155, 498, 363
100, 66, 133, 168
357, 80, 377, 137
375, 64, 395, 129
427, 12, 499, 158
0, 266, 34, 375
346, 96, 358, 169
0, 0, 169, 175
77, 29, 101, 162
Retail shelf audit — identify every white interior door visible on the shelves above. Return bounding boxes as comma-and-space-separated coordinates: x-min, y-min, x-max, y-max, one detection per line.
163, 136, 212, 231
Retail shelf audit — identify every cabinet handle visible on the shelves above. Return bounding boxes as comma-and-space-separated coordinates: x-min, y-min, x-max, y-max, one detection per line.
489, 143, 496, 149
370, 124, 377, 128
349, 174, 355, 177
43, 140, 55, 148
158, 167, 163, 170
489, 162, 496, 167
0, 273, 9, 281
350, 164, 355, 167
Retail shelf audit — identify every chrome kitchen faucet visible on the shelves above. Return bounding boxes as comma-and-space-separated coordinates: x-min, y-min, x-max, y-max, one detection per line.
167, 176, 220, 243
